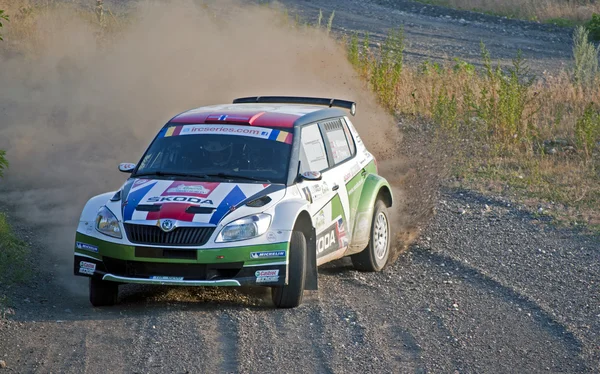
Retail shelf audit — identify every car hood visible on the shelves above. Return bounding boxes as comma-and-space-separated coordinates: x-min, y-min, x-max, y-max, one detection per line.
120, 178, 285, 225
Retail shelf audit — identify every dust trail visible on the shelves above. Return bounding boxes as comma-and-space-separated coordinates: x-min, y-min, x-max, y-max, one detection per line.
0, 0, 428, 293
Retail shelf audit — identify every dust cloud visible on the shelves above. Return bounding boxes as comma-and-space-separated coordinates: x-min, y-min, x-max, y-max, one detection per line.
0, 0, 428, 293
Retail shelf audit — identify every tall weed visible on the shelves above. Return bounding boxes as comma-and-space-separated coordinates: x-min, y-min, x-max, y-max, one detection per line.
575, 104, 600, 160
573, 26, 600, 88
0, 9, 8, 41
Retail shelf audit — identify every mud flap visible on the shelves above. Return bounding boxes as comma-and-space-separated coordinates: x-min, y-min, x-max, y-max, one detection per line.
304, 227, 318, 290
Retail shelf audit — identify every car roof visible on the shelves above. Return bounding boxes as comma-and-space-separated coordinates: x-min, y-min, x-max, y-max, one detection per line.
169, 103, 349, 129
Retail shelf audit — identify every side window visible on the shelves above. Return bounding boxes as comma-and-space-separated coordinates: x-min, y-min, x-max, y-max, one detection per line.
341, 118, 356, 156
322, 119, 353, 165
299, 124, 329, 173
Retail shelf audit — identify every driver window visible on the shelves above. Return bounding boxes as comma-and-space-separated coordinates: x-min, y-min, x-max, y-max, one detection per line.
299, 124, 329, 173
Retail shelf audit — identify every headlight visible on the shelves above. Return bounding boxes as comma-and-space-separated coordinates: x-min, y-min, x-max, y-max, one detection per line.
216, 213, 271, 242
95, 206, 122, 239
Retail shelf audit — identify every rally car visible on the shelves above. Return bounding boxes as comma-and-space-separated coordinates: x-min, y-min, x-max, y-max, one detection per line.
74, 96, 393, 308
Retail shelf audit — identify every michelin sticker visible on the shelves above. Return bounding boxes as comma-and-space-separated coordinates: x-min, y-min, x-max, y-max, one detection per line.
79, 261, 96, 275
250, 251, 286, 259
255, 269, 279, 283
76, 242, 98, 253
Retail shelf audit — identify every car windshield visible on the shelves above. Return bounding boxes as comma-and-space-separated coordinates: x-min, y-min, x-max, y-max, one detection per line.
134, 124, 293, 183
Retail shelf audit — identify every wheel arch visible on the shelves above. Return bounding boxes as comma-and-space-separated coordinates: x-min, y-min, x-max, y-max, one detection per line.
348, 174, 394, 254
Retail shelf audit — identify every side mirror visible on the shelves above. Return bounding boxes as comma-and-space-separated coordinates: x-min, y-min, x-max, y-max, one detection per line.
118, 163, 136, 173
300, 171, 322, 181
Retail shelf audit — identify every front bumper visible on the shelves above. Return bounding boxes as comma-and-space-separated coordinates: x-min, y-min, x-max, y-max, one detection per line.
74, 233, 288, 287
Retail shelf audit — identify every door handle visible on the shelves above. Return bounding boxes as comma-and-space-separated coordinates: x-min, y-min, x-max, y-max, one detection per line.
361, 169, 367, 176
332, 184, 339, 191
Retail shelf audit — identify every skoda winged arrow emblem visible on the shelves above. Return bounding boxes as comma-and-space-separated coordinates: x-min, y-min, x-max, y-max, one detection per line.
160, 219, 175, 233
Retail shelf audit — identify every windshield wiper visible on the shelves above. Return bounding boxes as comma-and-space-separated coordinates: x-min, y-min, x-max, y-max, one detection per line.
132, 171, 209, 179
206, 173, 270, 183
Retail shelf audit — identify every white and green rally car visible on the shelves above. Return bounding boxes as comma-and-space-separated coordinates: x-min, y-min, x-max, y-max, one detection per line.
74, 96, 393, 308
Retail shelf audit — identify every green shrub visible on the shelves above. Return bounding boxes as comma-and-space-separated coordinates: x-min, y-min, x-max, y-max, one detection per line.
586, 13, 600, 41
575, 104, 600, 159
0, 150, 8, 178
0, 9, 9, 41
347, 32, 359, 67
0, 213, 30, 284
573, 26, 600, 88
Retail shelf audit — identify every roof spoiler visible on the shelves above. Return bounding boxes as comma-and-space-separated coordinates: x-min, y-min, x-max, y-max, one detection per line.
233, 96, 356, 116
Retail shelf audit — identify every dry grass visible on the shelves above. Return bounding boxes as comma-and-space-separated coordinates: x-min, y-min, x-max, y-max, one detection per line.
0, 0, 126, 53
419, 0, 600, 23
347, 31, 600, 229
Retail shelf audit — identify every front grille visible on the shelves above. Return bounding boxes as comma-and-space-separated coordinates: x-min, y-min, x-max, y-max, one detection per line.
124, 224, 215, 246
103, 257, 243, 280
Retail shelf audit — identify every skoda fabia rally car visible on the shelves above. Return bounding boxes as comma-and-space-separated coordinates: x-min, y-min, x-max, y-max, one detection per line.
74, 96, 393, 308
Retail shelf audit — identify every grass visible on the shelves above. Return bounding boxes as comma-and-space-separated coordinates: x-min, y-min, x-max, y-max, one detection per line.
346, 27, 600, 230
0, 0, 127, 53
0, 212, 30, 316
414, 0, 600, 24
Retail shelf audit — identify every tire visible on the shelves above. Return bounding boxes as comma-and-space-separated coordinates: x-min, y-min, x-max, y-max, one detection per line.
271, 231, 307, 308
89, 278, 119, 307
351, 200, 390, 272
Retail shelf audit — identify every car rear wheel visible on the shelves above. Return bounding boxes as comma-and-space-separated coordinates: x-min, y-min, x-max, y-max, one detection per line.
351, 199, 390, 272
271, 231, 306, 308
89, 278, 119, 307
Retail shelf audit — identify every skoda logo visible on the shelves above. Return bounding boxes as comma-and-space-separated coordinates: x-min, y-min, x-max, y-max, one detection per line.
160, 219, 175, 232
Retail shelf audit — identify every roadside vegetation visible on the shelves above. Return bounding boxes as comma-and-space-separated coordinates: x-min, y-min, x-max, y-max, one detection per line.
0, 152, 29, 316
415, 0, 600, 25
346, 25, 600, 230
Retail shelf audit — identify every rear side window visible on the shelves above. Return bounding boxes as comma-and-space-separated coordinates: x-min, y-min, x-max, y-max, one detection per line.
322, 119, 353, 164
299, 124, 329, 172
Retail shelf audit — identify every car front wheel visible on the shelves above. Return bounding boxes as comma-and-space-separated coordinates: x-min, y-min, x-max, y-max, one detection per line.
89, 278, 119, 307
271, 230, 306, 308
351, 199, 390, 272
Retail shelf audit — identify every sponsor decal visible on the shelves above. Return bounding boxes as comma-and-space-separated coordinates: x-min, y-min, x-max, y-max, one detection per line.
302, 186, 312, 203
256, 276, 279, 283
132, 179, 153, 188
266, 232, 277, 242
76, 242, 98, 253
255, 270, 280, 283
167, 184, 211, 195
255, 270, 279, 277
347, 177, 365, 196
336, 218, 349, 248
79, 261, 96, 275
250, 251, 286, 259
316, 225, 337, 256
162, 125, 293, 144
315, 210, 327, 230
150, 276, 184, 281
146, 196, 214, 205
344, 163, 362, 182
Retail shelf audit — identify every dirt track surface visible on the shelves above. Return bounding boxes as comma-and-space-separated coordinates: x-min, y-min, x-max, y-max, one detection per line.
277, 0, 573, 72
1, 188, 598, 373
1, 1, 598, 373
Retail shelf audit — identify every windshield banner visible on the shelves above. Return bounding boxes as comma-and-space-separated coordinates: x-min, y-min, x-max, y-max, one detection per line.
163, 124, 293, 144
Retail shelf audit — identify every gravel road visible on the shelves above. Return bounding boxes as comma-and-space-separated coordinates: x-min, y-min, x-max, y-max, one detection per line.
277, 0, 573, 73
1, 1, 597, 373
